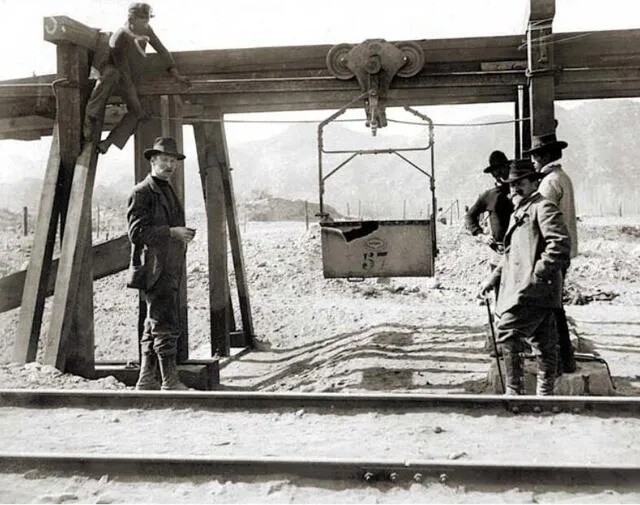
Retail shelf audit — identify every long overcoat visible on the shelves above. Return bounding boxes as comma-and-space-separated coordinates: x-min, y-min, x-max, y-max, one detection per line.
492, 191, 571, 315
126, 174, 186, 291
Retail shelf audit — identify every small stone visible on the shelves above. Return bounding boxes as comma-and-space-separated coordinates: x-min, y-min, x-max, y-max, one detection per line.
439, 472, 448, 483
433, 426, 444, 434
23, 469, 40, 479
448, 451, 467, 460
295, 409, 304, 417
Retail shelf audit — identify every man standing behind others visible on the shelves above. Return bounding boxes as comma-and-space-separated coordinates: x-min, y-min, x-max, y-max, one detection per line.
464, 150, 514, 254
127, 136, 195, 391
527, 132, 578, 373
480, 159, 571, 395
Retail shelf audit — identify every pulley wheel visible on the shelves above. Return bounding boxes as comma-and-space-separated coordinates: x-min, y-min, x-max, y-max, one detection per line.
395, 41, 425, 78
326, 43, 355, 80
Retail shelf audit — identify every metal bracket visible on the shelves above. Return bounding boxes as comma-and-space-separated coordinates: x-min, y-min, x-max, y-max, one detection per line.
326, 39, 424, 135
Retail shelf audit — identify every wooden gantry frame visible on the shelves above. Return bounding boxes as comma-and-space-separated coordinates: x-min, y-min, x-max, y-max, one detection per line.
1, 0, 640, 387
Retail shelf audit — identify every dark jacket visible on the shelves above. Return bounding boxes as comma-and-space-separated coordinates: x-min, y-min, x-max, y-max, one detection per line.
110, 24, 176, 86
489, 192, 571, 315
465, 184, 513, 245
127, 174, 186, 290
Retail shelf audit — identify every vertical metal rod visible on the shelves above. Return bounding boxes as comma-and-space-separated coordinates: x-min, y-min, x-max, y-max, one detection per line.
485, 297, 505, 393
515, 86, 522, 159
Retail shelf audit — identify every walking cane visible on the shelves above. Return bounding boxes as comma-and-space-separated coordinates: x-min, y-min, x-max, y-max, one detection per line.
485, 296, 505, 393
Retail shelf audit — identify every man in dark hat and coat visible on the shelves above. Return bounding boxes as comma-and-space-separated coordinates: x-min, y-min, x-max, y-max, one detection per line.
127, 136, 195, 390
526, 132, 578, 373
84, 2, 191, 155
480, 159, 571, 395
464, 150, 514, 253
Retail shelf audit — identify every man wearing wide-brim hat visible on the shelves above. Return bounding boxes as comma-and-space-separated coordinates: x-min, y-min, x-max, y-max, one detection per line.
126, 136, 194, 391
525, 131, 578, 374
480, 159, 571, 396
464, 150, 514, 253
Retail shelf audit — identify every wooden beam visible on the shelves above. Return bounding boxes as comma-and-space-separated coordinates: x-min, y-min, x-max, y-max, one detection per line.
43, 16, 102, 49
527, 0, 556, 136
193, 121, 230, 357
13, 124, 62, 363
159, 95, 190, 363
0, 234, 130, 314
43, 141, 100, 370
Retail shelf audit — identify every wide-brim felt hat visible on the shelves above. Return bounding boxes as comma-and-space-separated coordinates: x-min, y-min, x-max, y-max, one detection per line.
483, 150, 510, 173
144, 136, 185, 160
504, 158, 543, 183
523, 133, 568, 155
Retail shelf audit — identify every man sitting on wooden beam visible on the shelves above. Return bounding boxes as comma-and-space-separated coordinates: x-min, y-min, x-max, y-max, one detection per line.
83, 2, 190, 155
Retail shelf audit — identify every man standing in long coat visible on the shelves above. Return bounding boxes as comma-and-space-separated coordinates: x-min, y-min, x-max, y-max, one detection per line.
481, 159, 571, 395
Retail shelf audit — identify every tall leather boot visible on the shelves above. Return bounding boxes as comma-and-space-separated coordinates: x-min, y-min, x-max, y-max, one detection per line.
502, 347, 524, 395
158, 353, 189, 391
135, 352, 160, 390
536, 352, 557, 396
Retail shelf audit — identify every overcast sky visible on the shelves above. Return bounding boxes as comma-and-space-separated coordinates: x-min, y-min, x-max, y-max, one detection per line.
0, 0, 639, 181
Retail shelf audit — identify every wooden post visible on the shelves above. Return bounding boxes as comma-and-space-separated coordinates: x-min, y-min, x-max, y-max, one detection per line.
193, 121, 230, 356
134, 96, 162, 362
40, 41, 95, 374
527, 0, 557, 137
22, 207, 28, 236
304, 201, 309, 230
522, 85, 532, 153
159, 95, 189, 362
14, 124, 62, 363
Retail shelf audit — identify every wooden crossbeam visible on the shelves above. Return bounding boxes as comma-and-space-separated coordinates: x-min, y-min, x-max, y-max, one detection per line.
0, 235, 129, 314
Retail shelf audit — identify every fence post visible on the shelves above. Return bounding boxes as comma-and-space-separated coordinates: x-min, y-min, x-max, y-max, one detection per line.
304, 200, 309, 230
22, 206, 28, 236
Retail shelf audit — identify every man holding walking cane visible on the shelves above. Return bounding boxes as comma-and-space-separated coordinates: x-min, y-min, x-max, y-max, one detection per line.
479, 159, 571, 396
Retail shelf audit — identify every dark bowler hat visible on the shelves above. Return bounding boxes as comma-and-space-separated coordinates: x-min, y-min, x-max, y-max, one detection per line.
524, 133, 568, 155
483, 150, 510, 173
144, 137, 185, 160
128, 2, 154, 18
504, 158, 543, 184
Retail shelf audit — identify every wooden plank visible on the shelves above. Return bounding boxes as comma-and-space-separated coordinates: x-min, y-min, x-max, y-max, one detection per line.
13, 124, 62, 363
193, 122, 230, 357
159, 95, 190, 363
65, 213, 95, 376
0, 234, 130, 314
43, 141, 99, 370
219, 141, 254, 346
0, 115, 53, 135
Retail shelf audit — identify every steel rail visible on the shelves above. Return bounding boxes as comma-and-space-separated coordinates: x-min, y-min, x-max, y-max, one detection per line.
1, 452, 639, 487
0, 390, 639, 415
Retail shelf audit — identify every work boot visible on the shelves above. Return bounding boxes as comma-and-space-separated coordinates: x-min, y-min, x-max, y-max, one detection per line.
158, 354, 189, 391
536, 353, 557, 396
135, 352, 161, 390
502, 348, 524, 395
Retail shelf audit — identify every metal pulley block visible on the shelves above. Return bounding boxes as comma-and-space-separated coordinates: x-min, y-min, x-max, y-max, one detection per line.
326, 39, 425, 134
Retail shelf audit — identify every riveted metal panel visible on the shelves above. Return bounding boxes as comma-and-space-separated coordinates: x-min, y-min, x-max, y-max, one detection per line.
320, 220, 434, 278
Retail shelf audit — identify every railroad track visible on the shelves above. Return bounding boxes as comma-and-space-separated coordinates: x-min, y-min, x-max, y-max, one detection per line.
1, 389, 639, 414
1, 453, 639, 486
1, 389, 639, 488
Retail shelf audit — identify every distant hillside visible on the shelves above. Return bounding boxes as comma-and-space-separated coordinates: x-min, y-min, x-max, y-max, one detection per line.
2, 99, 640, 218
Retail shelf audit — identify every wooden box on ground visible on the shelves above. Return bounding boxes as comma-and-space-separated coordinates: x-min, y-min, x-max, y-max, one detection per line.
93, 360, 220, 390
